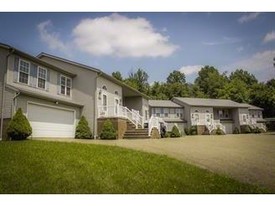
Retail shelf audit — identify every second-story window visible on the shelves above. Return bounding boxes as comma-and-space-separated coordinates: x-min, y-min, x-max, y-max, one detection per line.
18, 59, 30, 84
60, 75, 72, 96
37, 67, 47, 89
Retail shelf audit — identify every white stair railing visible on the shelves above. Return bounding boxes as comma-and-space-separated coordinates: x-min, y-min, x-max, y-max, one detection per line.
98, 105, 144, 129
148, 116, 160, 136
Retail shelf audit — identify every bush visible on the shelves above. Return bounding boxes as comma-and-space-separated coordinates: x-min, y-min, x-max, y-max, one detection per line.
252, 127, 261, 134
7, 108, 32, 140
233, 127, 240, 134
190, 126, 197, 135
216, 127, 223, 135
170, 125, 181, 138
100, 119, 117, 140
75, 116, 92, 139
240, 125, 251, 134
184, 128, 190, 135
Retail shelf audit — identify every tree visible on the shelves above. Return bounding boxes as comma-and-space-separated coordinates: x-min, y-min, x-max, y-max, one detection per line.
150, 81, 168, 100
75, 116, 92, 139
165, 82, 189, 99
124, 68, 150, 94
112, 71, 123, 81
170, 125, 181, 137
7, 108, 32, 140
166, 70, 186, 84
229, 69, 258, 86
195, 66, 228, 98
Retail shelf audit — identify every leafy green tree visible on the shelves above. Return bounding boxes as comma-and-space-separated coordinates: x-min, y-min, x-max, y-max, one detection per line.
187, 83, 207, 98
229, 69, 258, 86
150, 81, 168, 100
166, 70, 186, 84
112, 71, 123, 81
165, 82, 189, 99
124, 68, 150, 94
7, 108, 32, 140
75, 116, 92, 139
195, 66, 228, 98
100, 119, 117, 139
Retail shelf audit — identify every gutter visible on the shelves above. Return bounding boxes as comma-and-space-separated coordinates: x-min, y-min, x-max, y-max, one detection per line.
0, 48, 15, 140
93, 72, 102, 139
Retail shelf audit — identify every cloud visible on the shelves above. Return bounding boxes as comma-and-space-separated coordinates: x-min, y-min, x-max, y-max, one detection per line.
179, 65, 203, 75
236, 46, 244, 52
263, 31, 275, 43
72, 13, 178, 57
223, 50, 275, 82
37, 20, 68, 54
203, 36, 241, 46
238, 13, 260, 24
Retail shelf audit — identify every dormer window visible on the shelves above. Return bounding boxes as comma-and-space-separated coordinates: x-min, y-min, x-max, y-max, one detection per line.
18, 59, 30, 84
60, 75, 72, 96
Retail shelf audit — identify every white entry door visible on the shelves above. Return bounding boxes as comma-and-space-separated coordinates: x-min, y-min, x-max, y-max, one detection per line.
27, 103, 75, 138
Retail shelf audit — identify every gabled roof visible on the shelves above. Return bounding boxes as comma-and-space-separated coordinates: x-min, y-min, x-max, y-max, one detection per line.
173, 97, 248, 108
0, 43, 77, 77
37, 52, 150, 99
149, 100, 182, 108
239, 103, 264, 110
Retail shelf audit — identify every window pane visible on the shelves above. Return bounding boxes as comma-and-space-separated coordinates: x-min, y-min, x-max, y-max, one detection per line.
61, 85, 66, 94
19, 72, 28, 84
61, 76, 66, 85
67, 78, 71, 87
169, 108, 175, 114
66, 87, 71, 96
38, 78, 46, 89
20, 60, 29, 73
39, 68, 46, 79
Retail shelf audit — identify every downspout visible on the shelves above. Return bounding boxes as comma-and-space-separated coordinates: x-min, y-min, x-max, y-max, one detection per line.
93, 72, 102, 139
0, 48, 15, 140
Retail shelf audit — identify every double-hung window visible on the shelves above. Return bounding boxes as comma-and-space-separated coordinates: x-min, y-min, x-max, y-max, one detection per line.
60, 75, 72, 96
37, 67, 47, 89
18, 59, 30, 84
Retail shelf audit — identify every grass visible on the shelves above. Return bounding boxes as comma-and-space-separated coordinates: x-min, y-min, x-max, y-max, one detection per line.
0, 140, 270, 194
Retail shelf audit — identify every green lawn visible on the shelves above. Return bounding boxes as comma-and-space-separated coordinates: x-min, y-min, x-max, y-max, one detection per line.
0, 140, 269, 194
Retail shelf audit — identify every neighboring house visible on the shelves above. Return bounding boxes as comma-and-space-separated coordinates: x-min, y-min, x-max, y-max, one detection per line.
0, 43, 149, 140
148, 100, 186, 134
148, 98, 266, 135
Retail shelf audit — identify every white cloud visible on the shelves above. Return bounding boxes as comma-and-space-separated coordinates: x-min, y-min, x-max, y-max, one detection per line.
72, 13, 178, 57
223, 50, 275, 82
37, 20, 68, 54
203, 36, 241, 46
263, 31, 275, 43
238, 12, 260, 24
236, 46, 244, 52
179, 65, 203, 75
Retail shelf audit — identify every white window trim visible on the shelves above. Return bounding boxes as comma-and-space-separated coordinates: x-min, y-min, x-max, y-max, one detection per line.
102, 93, 108, 112
37, 66, 47, 90
18, 59, 30, 85
59, 75, 72, 97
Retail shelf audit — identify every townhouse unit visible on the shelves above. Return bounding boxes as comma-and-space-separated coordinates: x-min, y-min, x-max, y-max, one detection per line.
0, 43, 149, 140
148, 98, 266, 134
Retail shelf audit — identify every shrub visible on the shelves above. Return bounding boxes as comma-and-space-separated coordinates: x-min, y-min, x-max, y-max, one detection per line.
190, 126, 197, 135
7, 108, 32, 140
75, 116, 92, 139
216, 127, 223, 135
252, 127, 261, 134
184, 128, 190, 135
100, 119, 117, 140
233, 127, 240, 134
170, 125, 181, 138
240, 125, 251, 134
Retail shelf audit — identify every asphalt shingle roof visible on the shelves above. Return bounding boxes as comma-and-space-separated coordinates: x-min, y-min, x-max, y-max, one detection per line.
148, 100, 182, 108
239, 103, 263, 110
173, 97, 248, 108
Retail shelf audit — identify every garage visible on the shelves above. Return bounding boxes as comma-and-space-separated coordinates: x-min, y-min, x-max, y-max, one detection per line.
222, 122, 234, 134
27, 103, 76, 138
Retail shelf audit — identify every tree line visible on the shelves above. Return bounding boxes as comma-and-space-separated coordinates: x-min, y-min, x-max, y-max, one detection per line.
112, 66, 275, 118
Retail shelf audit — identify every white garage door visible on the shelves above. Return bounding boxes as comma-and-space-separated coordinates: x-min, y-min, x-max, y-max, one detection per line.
223, 122, 233, 134
28, 103, 75, 138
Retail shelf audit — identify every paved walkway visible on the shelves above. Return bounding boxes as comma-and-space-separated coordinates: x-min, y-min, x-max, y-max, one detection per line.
38, 133, 275, 192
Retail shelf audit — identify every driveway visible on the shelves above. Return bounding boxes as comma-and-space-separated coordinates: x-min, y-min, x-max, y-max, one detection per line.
39, 133, 275, 192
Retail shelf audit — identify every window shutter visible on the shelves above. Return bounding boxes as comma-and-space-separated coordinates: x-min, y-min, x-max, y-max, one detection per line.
13, 56, 19, 82
57, 73, 60, 94
46, 70, 50, 91
30, 63, 37, 87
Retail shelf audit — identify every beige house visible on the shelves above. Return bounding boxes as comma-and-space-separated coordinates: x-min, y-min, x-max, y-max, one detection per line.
0, 43, 149, 140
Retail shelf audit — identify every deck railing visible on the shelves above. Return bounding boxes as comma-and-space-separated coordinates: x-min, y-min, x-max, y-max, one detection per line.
98, 105, 144, 129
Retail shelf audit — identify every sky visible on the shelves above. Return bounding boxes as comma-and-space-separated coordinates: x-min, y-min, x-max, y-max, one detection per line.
0, 12, 275, 83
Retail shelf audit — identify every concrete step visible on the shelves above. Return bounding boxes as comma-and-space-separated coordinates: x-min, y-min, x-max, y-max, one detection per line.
123, 135, 150, 139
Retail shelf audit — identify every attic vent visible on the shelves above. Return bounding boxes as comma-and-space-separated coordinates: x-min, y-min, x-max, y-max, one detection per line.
115, 91, 119, 95
102, 85, 107, 90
